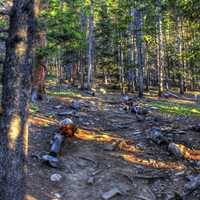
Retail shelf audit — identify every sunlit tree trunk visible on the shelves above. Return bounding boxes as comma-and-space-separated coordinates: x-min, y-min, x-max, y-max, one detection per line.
0, 0, 35, 199
87, 0, 94, 90
134, 9, 144, 97
156, 0, 164, 96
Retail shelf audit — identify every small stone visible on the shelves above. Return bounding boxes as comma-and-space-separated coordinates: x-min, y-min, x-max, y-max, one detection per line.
50, 174, 62, 182
133, 131, 141, 135
122, 95, 130, 101
136, 143, 145, 149
164, 193, 175, 200
196, 161, 200, 167
83, 122, 90, 126
168, 143, 183, 158
117, 183, 131, 194
149, 127, 168, 145
54, 193, 62, 198
87, 176, 95, 185
101, 188, 121, 200
71, 100, 80, 110
54, 105, 63, 109
42, 154, 60, 168
103, 143, 115, 151
175, 171, 185, 177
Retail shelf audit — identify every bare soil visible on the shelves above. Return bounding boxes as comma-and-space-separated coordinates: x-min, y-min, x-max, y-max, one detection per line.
26, 86, 200, 200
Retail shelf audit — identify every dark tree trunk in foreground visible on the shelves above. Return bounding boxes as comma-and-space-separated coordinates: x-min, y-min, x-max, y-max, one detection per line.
0, 0, 35, 199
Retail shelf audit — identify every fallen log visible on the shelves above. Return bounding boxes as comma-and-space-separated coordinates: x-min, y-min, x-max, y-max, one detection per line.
168, 143, 200, 160
162, 91, 180, 99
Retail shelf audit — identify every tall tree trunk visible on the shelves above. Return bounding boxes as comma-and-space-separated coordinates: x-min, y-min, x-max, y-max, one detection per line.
127, 8, 134, 92
134, 9, 144, 97
87, 0, 94, 90
156, 0, 164, 96
80, 4, 87, 89
120, 45, 125, 95
32, 0, 47, 101
177, 17, 184, 95
0, 0, 35, 199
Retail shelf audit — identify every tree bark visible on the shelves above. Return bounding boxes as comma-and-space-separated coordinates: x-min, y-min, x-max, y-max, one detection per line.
87, 0, 94, 90
80, 4, 87, 89
134, 9, 144, 98
156, 0, 164, 96
0, 0, 35, 199
177, 17, 185, 95
31, 0, 47, 101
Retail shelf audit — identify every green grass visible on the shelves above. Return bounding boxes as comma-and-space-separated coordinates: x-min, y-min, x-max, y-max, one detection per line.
29, 103, 40, 114
47, 89, 82, 98
145, 101, 200, 117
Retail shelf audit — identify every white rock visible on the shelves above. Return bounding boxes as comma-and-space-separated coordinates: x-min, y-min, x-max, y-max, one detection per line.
101, 188, 121, 200
54, 193, 62, 198
50, 174, 62, 182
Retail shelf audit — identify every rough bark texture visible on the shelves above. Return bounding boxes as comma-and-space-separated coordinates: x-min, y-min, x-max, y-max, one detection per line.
0, 0, 35, 199
156, 0, 164, 96
31, 0, 47, 100
134, 9, 144, 98
177, 18, 185, 95
87, 0, 94, 90
80, 5, 87, 89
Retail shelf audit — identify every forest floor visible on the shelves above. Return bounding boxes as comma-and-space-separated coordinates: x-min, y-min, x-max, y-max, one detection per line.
26, 82, 200, 200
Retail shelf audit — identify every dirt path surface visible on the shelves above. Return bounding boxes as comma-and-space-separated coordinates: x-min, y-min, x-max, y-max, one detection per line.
26, 86, 200, 200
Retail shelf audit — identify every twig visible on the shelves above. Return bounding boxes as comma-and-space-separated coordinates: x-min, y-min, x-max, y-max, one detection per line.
132, 174, 169, 179
134, 195, 150, 200
78, 156, 98, 167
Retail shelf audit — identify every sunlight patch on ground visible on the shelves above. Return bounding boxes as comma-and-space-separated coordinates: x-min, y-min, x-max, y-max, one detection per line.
25, 195, 38, 200
76, 129, 186, 171
145, 101, 200, 116
145, 96, 195, 105
54, 96, 71, 103
45, 77, 58, 86
121, 154, 186, 171
76, 128, 142, 153
47, 89, 82, 98
187, 91, 200, 96
29, 103, 40, 114
29, 115, 58, 126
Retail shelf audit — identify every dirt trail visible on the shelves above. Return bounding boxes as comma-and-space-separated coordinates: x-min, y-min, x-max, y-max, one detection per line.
26, 87, 200, 200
